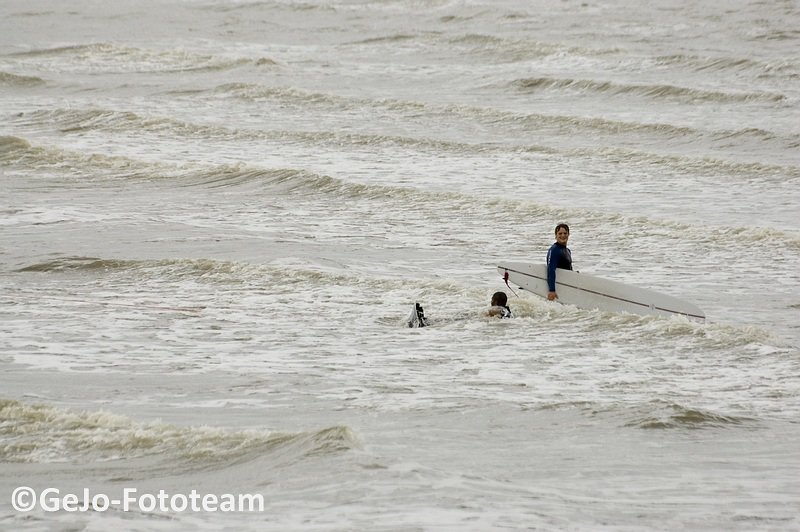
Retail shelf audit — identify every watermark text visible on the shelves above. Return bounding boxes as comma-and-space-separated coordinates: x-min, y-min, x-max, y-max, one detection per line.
12, 487, 264, 513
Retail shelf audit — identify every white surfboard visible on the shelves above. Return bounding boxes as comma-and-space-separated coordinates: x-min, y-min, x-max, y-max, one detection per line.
497, 262, 705, 321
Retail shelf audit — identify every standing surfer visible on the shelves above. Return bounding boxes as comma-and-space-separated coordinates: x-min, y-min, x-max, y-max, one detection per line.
546, 223, 573, 300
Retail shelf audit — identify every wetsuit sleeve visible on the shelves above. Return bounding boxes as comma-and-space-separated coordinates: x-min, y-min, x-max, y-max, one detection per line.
546, 245, 560, 292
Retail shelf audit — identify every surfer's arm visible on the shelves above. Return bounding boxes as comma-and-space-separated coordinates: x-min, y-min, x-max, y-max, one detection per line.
546, 245, 560, 293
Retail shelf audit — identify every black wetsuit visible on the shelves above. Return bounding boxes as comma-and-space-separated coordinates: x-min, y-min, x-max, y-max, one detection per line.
546, 242, 573, 292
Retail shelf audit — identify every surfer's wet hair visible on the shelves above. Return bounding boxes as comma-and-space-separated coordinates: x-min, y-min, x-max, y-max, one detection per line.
491, 291, 508, 306
555, 223, 570, 235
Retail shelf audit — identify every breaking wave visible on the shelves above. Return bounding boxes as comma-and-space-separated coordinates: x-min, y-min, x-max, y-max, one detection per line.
0, 399, 360, 464
3, 138, 799, 251
0, 71, 46, 86
626, 402, 754, 430
7, 42, 277, 73
512, 76, 787, 103
209, 83, 800, 153
9, 107, 800, 180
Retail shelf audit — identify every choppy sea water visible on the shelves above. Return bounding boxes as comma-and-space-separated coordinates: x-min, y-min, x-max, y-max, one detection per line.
1, 0, 799, 530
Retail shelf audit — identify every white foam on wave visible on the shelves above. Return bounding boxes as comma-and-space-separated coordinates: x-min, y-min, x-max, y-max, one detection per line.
0, 398, 360, 464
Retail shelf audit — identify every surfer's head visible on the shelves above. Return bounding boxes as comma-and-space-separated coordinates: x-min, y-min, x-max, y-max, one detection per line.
555, 223, 570, 245
491, 291, 508, 307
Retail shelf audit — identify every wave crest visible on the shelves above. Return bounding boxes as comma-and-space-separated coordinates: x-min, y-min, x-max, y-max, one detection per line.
0, 399, 360, 464
512, 76, 787, 103
627, 402, 752, 429
8, 42, 275, 73
0, 71, 45, 86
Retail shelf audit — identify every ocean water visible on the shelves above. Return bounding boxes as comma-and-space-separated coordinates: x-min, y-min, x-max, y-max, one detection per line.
1, 0, 799, 530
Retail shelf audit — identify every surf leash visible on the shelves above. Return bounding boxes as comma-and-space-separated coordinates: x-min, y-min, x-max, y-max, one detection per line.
503, 270, 519, 298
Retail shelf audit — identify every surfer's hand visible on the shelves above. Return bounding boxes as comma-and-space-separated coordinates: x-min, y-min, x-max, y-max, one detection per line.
547, 292, 558, 301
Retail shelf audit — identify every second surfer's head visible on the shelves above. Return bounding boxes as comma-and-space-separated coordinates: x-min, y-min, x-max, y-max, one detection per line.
491, 291, 508, 307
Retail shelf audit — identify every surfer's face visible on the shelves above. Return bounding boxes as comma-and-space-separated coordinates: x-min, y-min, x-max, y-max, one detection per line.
555, 228, 569, 245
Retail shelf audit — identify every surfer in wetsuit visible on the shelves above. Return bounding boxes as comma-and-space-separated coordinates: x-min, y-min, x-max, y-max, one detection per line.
487, 291, 513, 318
546, 223, 572, 301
